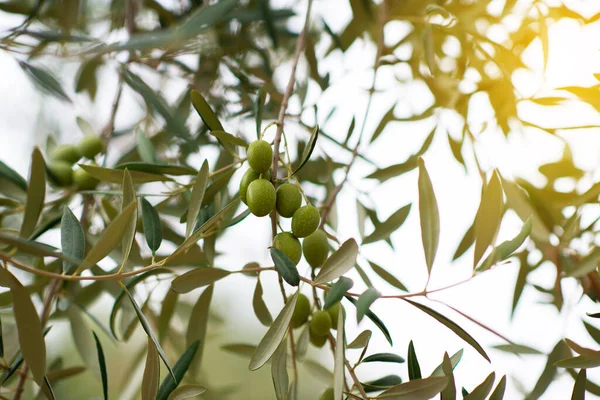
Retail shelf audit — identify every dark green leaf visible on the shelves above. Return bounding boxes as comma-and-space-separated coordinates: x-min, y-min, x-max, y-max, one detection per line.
0, 160, 27, 191
253, 277, 273, 326
431, 349, 463, 377
555, 355, 600, 368
292, 125, 319, 176
210, 130, 248, 148
464, 372, 495, 400
362, 204, 411, 245
141, 198, 162, 254
478, 217, 532, 271
404, 299, 490, 362
418, 158, 440, 273
171, 267, 230, 294
115, 162, 197, 176
365, 157, 418, 183
370, 104, 396, 143
440, 352, 456, 400
363, 375, 403, 393
345, 295, 393, 346
376, 376, 449, 399
407, 341, 422, 380
452, 222, 474, 261
348, 330, 372, 349
187, 160, 209, 238
92, 332, 108, 400
271, 248, 300, 286
190, 90, 224, 131
526, 341, 570, 399
19, 61, 71, 102
323, 277, 353, 310
122, 284, 175, 381
369, 261, 407, 292
363, 353, 405, 364
21, 147, 46, 238
156, 341, 200, 400
489, 375, 506, 400
356, 288, 381, 323
61, 207, 85, 273
571, 369, 586, 400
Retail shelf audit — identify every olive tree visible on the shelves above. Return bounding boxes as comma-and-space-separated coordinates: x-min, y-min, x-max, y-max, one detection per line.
0, 0, 598, 399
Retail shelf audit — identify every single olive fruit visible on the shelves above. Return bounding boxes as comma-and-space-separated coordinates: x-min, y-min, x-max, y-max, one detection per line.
310, 310, 332, 337
47, 161, 73, 187
247, 139, 273, 174
247, 179, 276, 217
276, 183, 302, 218
291, 205, 320, 238
77, 135, 104, 159
309, 330, 327, 347
291, 293, 310, 328
239, 168, 271, 204
73, 167, 99, 190
326, 302, 344, 330
320, 388, 334, 400
302, 229, 329, 268
273, 232, 302, 265
51, 144, 81, 165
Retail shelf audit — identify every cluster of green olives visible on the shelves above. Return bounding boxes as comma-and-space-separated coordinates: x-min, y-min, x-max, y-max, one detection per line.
240, 140, 331, 268
47, 136, 103, 190
290, 294, 344, 347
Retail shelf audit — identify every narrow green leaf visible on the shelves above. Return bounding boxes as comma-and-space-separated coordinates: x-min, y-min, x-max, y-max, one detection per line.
292, 125, 319, 176
345, 295, 393, 346
304, 360, 333, 384
271, 340, 289, 400
79, 164, 172, 184
366, 157, 418, 182
136, 132, 157, 163
362, 204, 411, 245
348, 330, 372, 349
363, 375, 403, 393
501, 177, 550, 243
314, 239, 359, 284
571, 369, 586, 400
489, 375, 506, 400
464, 372, 495, 400
168, 385, 208, 400
324, 277, 353, 309
19, 61, 71, 102
271, 248, 300, 287
187, 160, 209, 238
478, 217, 532, 271
370, 104, 396, 144
142, 338, 160, 400
122, 284, 175, 381
210, 130, 249, 148
568, 248, 600, 278
0, 267, 46, 386
408, 341, 422, 380
68, 307, 98, 373
334, 306, 345, 400
158, 290, 178, 343
255, 88, 266, 139
0, 160, 27, 191
61, 207, 85, 273
253, 277, 273, 326
363, 353, 405, 364
369, 261, 407, 292
92, 332, 108, 400
120, 169, 137, 271
404, 299, 490, 362
440, 352, 456, 400
376, 376, 449, 399
171, 267, 230, 294
452, 222, 474, 261
249, 292, 298, 371
77, 201, 137, 272
491, 343, 542, 355
222, 343, 256, 358
0, 316, 3, 358
417, 158, 440, 273
115, 162, 196, 176
526, 341, 569, 399
431, 349, 464, 377
156, 341, 200, 400
190, 90, 224, 131
141, 198, 162, 254
356, 288, 381, 323
0, 234, 72, 262
21, 148, 46, 238
555, 355, 600, 368
186, 285, 213, 371
474, 171, 505, 268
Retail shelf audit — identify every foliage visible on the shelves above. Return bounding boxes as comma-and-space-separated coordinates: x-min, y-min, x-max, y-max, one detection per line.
0, 0, 598, 399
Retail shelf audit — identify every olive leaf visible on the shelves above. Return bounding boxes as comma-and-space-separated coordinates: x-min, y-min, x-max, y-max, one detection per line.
368, 261, 407, 292
375, 376, 449, 399
136, 132, 157, 163
115, 162, 196, 176
356, 288, 381, 323
168, 385, 208, 400
142, 338, 160, 400
271, 340, 289, 400
440, 352, 456, 400
253, 277, 273, 326
120, 169, 137, 272
156, 341, 200, 400
314, 239, 358, 284
348, 330, 372, 349
141, 198, 162, 255
191, 90, 224, 131
323, 277, 353, 309
489, 375, 507, 400
19, 61, 71, 102
92, 332, 108, 400
255, 88, 266, 139
292, 125, 319, 176
417, 158, 439, 274
345, 295, 393, 346
362, 204, 411, 245
463, 372, 495, 400
80, 164, 172, 184
21, 147, 46, 238
249, 292, 298, 371
270, 248, 300, 286
363, 353, 405, 364
186, 285, 213, 372
334, 305, 345, 400
474, 171, 504, 268
61, 207, 85, 273
477, 217, 532, 271
187, 160, 209, 238
570, 370, 585, 400
170, 267, 230, 294
431, 349, 463, 377
210, 130, 249, 148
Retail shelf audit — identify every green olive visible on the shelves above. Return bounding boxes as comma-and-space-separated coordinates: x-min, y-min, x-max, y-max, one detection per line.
326, 302, 344, 330
73, 167, 99, 190
273, 232, 302, 265
291, 293, 310, 328
291, 205, 320, 238
47, 161, 73, 187
310, 310, 332, 337
302, 229, 329, 268
309, 330, 327, 347
239, 168, 271, 204
247, 139, 273, 174
77, 135, 104, 159
320, 388, 334, 400
247, 179, 276, 217
51, 144, 81, 165
276, 183, 302, 218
